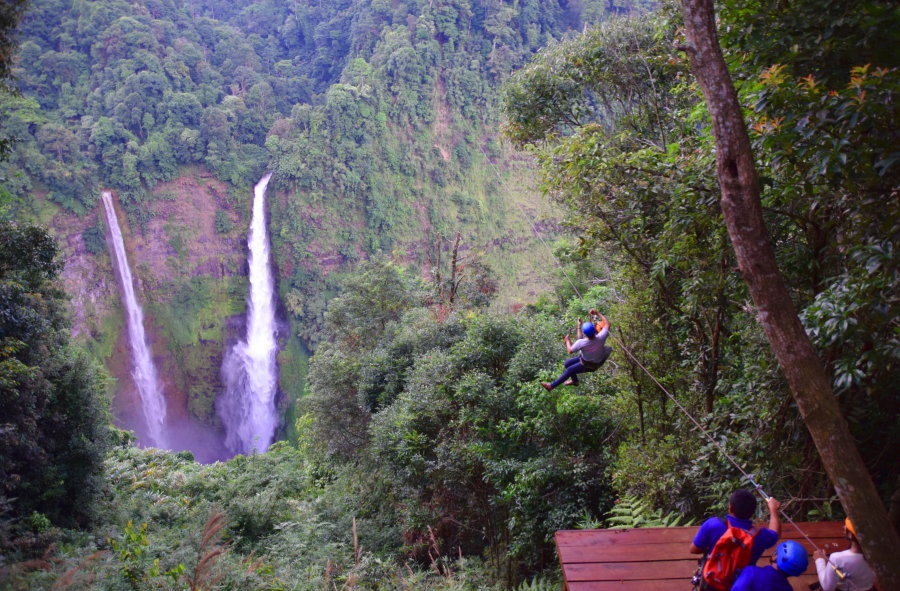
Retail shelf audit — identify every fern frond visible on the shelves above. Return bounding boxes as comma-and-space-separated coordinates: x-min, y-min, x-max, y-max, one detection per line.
604, 495, 696, 529
515, 574, 561, 591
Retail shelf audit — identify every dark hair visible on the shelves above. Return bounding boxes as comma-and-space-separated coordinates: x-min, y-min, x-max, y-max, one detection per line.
729, 489, 757, 519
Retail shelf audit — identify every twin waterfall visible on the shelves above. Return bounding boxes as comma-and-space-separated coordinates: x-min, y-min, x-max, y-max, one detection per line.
102, 174, 280, 457
218, 173, 280, 455
101, 191, 168, 447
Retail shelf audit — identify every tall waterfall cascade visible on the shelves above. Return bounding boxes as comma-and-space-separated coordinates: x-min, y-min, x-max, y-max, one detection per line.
218, 173, 280, 455
101, 191, 168, 447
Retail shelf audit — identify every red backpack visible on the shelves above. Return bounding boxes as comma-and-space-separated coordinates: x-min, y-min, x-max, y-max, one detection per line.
700, 519, 760, 590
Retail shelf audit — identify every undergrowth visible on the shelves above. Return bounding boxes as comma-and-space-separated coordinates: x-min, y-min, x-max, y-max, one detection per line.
1, 445, 560, 590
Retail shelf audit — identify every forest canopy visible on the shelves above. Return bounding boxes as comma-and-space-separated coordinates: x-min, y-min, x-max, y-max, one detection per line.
1, 0, 898, 589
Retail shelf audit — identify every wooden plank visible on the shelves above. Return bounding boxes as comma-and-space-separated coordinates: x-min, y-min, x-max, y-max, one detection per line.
565, 574, 820, 591
556, 522, 844, 549
556, 527, 695, 547
778, 533, 850, 547
559, 542, 695, 563
568, 581, 688, 590
760, 538, 848, 555
781, 521, 845, 537
563, 559, 697, 581
792, 575, 819, 590
560, 539, 846, 566
559, 539, 847, 566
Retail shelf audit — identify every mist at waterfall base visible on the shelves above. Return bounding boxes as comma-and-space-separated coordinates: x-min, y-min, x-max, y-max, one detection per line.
217, 173, 281, 456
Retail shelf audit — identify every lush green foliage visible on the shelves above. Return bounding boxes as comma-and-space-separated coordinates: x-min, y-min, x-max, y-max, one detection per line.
720, 0, 899, 88
4, 1, 640, 437
4, 443, 558, 590
724, 0, 900, 508
4, 1, 897, 589
4, 0, 641, 353
502, 3, 898, 522
602, 495, 696, 529
304, 260, 616, 581
0, 222, 110, 544
0, 0, 28, 159
2, 0, 111, 549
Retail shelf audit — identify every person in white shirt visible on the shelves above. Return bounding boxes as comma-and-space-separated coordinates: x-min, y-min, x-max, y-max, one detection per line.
541, 310, 612, 391
813, 517, 876, 591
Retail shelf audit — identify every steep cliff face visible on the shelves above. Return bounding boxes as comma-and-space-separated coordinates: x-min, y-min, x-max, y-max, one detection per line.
42, 168, 251, 456
54, 202, 119, 345
125, 172, 246, 289
130, 170, 249, 430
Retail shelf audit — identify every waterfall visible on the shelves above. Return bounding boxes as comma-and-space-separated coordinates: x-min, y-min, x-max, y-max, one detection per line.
101, 191, 167, 447
218, 173, 279, 455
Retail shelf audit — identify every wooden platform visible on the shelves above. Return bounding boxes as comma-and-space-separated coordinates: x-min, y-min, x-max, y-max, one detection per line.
555, 521, 846, 591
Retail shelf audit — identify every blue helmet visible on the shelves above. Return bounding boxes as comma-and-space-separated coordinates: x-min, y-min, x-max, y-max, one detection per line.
775, 541, 808, 576
581, 321, 597, 338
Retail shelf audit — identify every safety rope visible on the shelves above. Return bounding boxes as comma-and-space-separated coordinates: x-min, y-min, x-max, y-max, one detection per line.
478, 145, 846, 577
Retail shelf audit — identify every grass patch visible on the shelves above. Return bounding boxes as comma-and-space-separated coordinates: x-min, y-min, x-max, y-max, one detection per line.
152, 276, 247, 348
180, 343, 223, 424
81, 302, 125, 363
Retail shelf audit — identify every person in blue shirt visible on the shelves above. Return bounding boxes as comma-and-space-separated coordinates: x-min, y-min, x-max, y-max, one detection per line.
690, 489, 782, 566
732, 540, 809, 591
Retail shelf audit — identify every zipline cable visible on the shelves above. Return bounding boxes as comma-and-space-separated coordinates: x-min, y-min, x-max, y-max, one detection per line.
612, 337, 839, 570
478, 145, 845, 575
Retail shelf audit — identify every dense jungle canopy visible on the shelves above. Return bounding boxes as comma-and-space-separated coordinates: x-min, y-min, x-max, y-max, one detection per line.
0, 0, 897, 589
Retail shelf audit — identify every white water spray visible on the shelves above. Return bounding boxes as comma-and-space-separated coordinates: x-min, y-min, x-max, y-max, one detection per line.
101, 191, 167, 447
218, 173, 279, 455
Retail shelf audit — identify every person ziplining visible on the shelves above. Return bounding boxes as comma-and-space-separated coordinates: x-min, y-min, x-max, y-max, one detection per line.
541, 308, 612, 391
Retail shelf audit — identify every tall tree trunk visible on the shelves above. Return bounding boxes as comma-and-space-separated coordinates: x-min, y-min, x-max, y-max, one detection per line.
679, 1, 900, 586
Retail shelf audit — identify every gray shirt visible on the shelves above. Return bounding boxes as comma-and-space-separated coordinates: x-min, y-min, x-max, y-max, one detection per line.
815, 550, 875, 591
571, 326, 610, 363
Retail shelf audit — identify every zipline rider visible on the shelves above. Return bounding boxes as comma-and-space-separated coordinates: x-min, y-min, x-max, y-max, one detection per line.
542, 309, 612, 392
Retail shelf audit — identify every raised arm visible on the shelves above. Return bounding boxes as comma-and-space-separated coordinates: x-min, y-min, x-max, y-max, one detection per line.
589, 309, 610, 330
766, 497, 782, 536
596, 313, 610, 331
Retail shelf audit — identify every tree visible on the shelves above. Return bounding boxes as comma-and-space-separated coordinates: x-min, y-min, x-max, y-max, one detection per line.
305, 263, 616, 579
502, 15, 747, 448
0, 222, 110, 535
0, 0, 27, 83
0, 0, 28, 159
678, 0, 900, 585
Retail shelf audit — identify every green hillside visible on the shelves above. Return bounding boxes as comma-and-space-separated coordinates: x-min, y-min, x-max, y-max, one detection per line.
2, 0, 645, 433
2, 0, 898, 589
